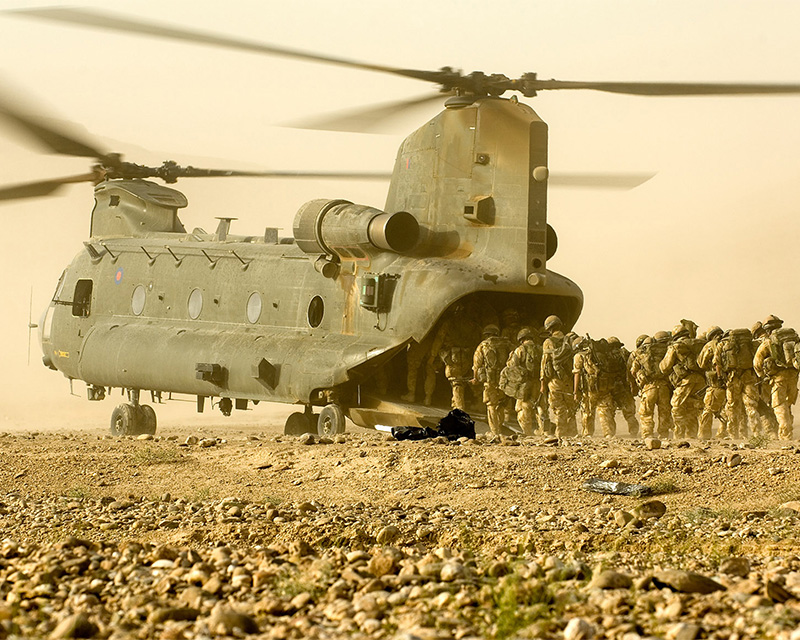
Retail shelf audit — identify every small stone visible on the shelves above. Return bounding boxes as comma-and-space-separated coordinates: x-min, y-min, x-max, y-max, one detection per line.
185, 435, 199, 445
666, 622, 701, 640
564, 617, 595, 640
49, 612, 98, 639
635, 500, 667, 520
299, 433, 315, 445
780, 501, 800, 513
590, 570, 632, 590
440, 561, 466, 582
199, 438, 217, 448
209, 605, 259, 635
147, 607, 199, 624
376, 525, 400, 544
614, 510, 635, 527
719, 557, 750, 578
653, 570, 725, 594
675, 440, 690, 449
136, 433, 153, 441
645, 438, 661, 450
726, 452, 742, 468
600, 459, 619, 469
766, 579, 795, 603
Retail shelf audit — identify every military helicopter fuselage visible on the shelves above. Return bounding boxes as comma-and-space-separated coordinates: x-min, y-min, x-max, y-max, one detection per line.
39, 96, 582, 435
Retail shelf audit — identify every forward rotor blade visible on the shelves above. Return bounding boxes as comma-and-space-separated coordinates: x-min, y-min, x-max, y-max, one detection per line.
531, 79, 800, 96
177, 167, 392, 180
8, 8, 443, 85
286, 93, 445, 132
0, 88, 107, 158
0, 173, 96, 202
548, 172, 655, 189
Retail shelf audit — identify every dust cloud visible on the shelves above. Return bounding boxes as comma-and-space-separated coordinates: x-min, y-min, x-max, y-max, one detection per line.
1, 0, 799, 428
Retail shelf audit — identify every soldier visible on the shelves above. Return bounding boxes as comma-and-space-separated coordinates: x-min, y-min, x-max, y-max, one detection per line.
571, 336, 594, 436
660, 324, 705, 439
424, 303, 481, 410
500, 308, 523, 343
500, 327, 542, 436
573, 337, 616, 438
697, 326, 727, 439
630, 331, 673, 438
715, 327, 762, 438
754, 317, 800, 440
607, 336, 640, 437
540, 315, 577, 437
472, 325, 514, 435
752, 320, 779, 435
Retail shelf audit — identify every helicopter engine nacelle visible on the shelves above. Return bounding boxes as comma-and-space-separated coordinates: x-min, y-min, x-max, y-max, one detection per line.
293, 199, 419, 259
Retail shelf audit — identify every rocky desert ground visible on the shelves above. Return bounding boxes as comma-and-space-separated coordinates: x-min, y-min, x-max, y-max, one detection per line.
2, 406, 800, 640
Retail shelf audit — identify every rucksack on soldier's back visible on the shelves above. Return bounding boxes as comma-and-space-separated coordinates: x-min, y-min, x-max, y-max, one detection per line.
639, 340, 668, 378
770, 327, 800, 369
545, 337, 573, 379
719, 328, 755, 372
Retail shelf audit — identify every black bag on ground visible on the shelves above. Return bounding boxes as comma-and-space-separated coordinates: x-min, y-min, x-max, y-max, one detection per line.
391, 409, 476, 441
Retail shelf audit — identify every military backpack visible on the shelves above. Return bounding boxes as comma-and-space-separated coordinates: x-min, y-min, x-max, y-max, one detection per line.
769, 328, 800, 370
637, 340, 668, 381
718, 328, 755, 372
543, 335, 573, 380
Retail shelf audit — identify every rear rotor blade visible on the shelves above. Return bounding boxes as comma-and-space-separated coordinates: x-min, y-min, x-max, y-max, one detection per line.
548, 172, 655, 189
176, 167, 392, 180
530, 79, 800, 96
286, 93, 445, 132
0, 173, 96, 202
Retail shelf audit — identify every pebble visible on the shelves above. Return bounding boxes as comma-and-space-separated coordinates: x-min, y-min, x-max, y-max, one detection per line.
653, 570, 725, 594
645, 438, 661, 450
564, 617, 596, 640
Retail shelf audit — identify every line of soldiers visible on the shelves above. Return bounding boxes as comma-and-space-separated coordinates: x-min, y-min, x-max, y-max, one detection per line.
406, 308, 800, 440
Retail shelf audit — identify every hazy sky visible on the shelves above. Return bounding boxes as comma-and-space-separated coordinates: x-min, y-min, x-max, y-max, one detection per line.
1, 0, 799, 427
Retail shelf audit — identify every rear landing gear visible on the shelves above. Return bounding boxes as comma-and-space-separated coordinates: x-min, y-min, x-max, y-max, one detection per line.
284, 405, 317, 436
110, 403, 157, 436
317, 404, 345, 437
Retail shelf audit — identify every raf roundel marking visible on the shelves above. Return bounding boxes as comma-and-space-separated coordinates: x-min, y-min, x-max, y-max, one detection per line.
114, 268, 124, 284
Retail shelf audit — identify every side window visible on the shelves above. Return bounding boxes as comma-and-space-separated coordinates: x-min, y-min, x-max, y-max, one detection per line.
72, 280, 93, 317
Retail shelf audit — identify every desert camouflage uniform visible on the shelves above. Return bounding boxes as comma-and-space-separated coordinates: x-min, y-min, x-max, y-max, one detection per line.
697, 329, 727, 439
541, 321, 577, 437
425, 306, 481, 410
573, 340, 616, 438
500, 329, 542, 435
714, 328, 763, 439
660, 330, 704, 439
473, 328, 514, 435
754, 326, 800, 440
630, 334, 673, 438
607, 338, 639, 436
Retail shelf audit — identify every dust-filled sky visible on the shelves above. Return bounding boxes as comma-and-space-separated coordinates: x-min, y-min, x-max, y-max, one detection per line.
1, 0, 799, 427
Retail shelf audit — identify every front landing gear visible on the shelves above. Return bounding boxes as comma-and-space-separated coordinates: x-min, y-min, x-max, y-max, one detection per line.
110, 403, 157, 436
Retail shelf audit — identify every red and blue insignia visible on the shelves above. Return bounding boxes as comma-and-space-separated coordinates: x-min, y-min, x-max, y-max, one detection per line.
114, 268, 124, 284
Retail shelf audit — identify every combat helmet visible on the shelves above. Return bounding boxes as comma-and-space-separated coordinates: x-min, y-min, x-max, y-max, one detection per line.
635, 334, 649, 349
763, 314, 784, 331
671, 324, 690, 340
517, 327, 536, 342
704, 325, 723, 341
543, 315, 563, 333
653, 330, 671, 343
679, 319, 698, 339
482, 324, 500, 337
607, 336, 622, 348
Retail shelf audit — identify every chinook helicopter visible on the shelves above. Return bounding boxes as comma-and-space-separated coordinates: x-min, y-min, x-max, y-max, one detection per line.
3, 8, 800, 438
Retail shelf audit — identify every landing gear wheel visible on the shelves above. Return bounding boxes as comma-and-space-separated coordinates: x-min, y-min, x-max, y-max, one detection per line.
110, 404, 136, 436
317, 404, 345, 437
137, 405, 157, 435
284, 412, 313, 436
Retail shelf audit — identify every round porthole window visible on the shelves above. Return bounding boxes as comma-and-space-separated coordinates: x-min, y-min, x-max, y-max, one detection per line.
188, 288, 203, 319
131, 285, 146, 316
246, 292, 262, 324
308, 296, 324, 328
